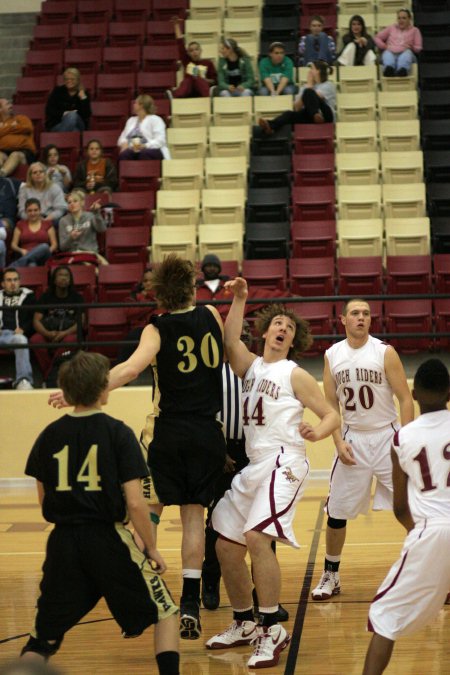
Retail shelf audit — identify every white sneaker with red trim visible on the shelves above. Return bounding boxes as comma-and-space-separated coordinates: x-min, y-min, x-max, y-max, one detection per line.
311, 571, 341, 601
247, 624, 290, 669
206, 620, 258, 649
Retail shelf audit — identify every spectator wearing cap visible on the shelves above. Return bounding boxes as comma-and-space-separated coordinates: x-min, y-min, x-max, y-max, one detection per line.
258, 42, 296, 96
196, 254, 231, 318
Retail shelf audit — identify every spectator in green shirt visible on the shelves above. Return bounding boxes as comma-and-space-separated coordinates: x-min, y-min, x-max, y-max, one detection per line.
258, 42, 296, 96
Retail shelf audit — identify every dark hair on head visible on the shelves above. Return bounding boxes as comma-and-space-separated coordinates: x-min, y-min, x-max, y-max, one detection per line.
310, 14, 324, 25
414, 358, 450, 396
397, 7, 412, 17
222, 37, 246, 58
49, 265, 74, 293
269, 41, 285, 52
255, 303, 313, 361
187, 40, 201, 49
25, 197, 41, 210
42, 144, 59, 164
313, 60, 333, 82
341, 297, 370, 315
86, 138, 104, 155
0, 661, 64, 675
348, 14, 369, 37
58, 351, 110, 407
2, 267, 20, 281
150, 254, 196, 311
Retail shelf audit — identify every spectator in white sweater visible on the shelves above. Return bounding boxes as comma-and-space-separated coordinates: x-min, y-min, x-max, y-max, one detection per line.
118, 95, 170, 160
58, 190, 107, 259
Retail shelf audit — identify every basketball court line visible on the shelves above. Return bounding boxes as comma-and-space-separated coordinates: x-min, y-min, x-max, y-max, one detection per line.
284, 499, 325, 675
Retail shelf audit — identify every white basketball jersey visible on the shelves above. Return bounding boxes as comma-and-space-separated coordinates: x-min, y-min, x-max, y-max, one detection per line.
393, 409, 450, 523
242, 357, 305, 461
326, 335, 397, 431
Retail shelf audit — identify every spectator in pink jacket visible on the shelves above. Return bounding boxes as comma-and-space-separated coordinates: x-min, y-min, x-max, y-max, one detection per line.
374, 8, 422, 77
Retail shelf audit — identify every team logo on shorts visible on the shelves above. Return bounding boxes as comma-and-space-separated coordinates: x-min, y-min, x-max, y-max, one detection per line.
282, 467, 299, 483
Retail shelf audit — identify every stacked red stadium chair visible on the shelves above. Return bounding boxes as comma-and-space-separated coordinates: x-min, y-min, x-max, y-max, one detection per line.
105, 227, 150, 265
289, 258, 335, 297
337, 257, 384, 296
70, 266, 97, 303
98, 263, 145, 302
87, 307, 128, 359
241, 259, 287, 291
385, 300, 433, 353
291, 221, 336, 259
70, 23, 108, 48
287, 301, 335, 354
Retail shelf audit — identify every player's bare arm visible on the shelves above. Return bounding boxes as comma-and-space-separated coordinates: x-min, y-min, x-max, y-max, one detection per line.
323, 356, 356, 465
223, 277, 256, 378
385, 347, 415, 426
292, 367, 340, 442
36, 480, 45, 506
206, 304, 224, 341
123, 478, 167, 574
391, 448, 414, 532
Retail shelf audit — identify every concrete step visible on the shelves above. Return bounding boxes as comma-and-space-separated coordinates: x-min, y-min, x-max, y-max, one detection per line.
0, 13, 37, 25
0, 36, 30, 49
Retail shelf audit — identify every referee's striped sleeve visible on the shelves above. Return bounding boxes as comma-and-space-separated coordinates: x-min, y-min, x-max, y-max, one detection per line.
218, 362, 243, 440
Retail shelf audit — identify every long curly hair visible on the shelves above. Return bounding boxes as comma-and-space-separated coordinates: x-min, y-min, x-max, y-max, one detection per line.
255, 303, 313, 361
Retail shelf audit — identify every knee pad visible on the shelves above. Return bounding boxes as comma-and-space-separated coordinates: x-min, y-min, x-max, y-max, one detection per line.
327, 517, 347, 530
21, 635, 63, 659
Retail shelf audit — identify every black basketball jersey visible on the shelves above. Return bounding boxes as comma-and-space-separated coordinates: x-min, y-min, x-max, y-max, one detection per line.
151, 305, 223, 417
25, 411, 149, 524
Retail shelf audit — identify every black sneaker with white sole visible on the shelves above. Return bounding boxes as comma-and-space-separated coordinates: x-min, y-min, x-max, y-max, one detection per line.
179, 598, 201, 640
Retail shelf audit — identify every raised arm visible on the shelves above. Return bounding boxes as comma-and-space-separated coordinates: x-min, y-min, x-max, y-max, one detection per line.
223, 277, 256, 378
385, 346, 414, 427
292, 366, 340, 442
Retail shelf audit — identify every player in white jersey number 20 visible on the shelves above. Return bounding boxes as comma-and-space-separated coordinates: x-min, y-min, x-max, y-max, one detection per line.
207, 277, 340, 669
363, 358, 450, 675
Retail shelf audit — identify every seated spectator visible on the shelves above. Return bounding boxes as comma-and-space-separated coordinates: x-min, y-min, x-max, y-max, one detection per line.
298, 15, 336, 66
45, 68, 91, 132
118, 95, 170, 160
18, 162, 67, 225
170, 16, 217, 98
42, 144, 72, 193
258, 61, 335, 133
0, 176, 21, 267
10, 198, 57, 268
196, 253, 231, 318
375, 8, 422, 76
0, 98, 36, 177
0, 267, 35, 389
116, 269, 157, 365
218, 38, 255, 97
259, 42, 296, 96
58, 190, 107, 261
73, 139, 118, 195
338, 15, 376, 66
30, 265, 84, 384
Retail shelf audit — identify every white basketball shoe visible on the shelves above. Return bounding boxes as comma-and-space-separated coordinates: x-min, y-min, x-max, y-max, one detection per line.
247, 624, 290, 669
206, 620, 258, 649
311, 570, 341, 601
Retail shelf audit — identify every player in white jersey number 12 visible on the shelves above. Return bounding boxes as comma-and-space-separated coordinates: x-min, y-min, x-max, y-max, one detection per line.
207, 277, 340, 669
363, 358, 450, 675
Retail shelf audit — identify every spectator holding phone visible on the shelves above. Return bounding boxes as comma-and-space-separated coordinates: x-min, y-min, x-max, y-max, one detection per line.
45, 68, 91, 132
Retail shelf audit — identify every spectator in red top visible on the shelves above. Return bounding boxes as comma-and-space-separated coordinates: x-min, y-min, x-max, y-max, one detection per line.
10, 198, 58, 268
115, 269, 157, 366
169, 16, 217, 98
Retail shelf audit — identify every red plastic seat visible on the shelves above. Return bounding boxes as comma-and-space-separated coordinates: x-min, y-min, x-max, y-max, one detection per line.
142, 45, 179, 72
13, 103, 44, 141
77, 0, 113, 23
64, 48, 102, 75
286, 300, 335, 354
82, 130, 120, 162
119, 161, 161, 192
435, 298, 450, 349
110, 191, 155, 228
39, 132, 81, 171
70, 23, 108, 48
434, 254, 450, 293
109, 21, 146, 47
98, 263, 145, 302
39, 1, 77, 25
136, 71, 177, 98
289, 257, 335, 296
291, 220, 336, 258
292, 154, 335, 187
96, 73, 137, 102
241, 259, 287, 290
152, 0, 188, 20
386, 255, 432, 295
31, 24, 70, 50
70, 265, 97, 303
23, 50, 63, 78
220, 260, 240, 278
294, 123, 334, 154
385, 299, 433, 353
102, 46, 141, 74
336, 300, 384, 335
15, 267, 48, 299
152, 98, 171, 125
87, 307, 128, 359
292, 186, 336, 221
337, 256, 383, 295
146, 21, 178, 44
14, 76, 55, 105
115, 0, 151, 23
90, 101, 129, 131
105, 227, 150, 265
301, 0, 336, 13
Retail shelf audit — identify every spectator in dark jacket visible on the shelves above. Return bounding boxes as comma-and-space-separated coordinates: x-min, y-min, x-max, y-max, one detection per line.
45, 68, 91, 132
338, 15, 376, 66
0, 267, 35, 389
0, 176, 21, 267
170, 16, 217, 98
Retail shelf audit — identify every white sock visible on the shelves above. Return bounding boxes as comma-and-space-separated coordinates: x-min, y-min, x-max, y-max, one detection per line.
182, 568, 202, 578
